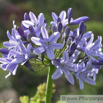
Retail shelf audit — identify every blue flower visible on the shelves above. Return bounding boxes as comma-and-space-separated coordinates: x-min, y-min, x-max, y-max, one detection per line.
0, 41, 34, 78
50, 11, 68, 27
78, 32, 103, 60
31, 26, 63, 60
3, 23, 21, 50
0, 48, 9, 58
75, 59, 96, 89
9, 41, 33, 65
0, 51, 18, 78
68, 8, 89, 25
52, 51, 75, 84
22, 12, 45, 37
22, 11, 45, 28
87, 64, 101, 81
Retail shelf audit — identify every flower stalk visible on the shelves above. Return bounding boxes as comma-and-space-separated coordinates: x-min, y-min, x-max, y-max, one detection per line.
45, 64, 55, 103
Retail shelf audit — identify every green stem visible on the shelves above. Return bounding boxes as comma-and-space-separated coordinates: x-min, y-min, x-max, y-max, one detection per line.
45, 64, 55, 103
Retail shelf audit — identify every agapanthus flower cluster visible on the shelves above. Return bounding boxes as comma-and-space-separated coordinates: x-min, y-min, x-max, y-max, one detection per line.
0, 8, 103, 89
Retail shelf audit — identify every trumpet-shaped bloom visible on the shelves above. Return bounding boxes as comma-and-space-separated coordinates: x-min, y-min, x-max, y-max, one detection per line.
0, 41, 34, 78
22, 11, 45, 28
3, 27, 21, 50
50, 11, 68, 27
67, 8, 89, 25
78, 32, 103, 60
22, 12, 45, 37
52, 51, 75, 84
75, 59, 96, 89
31, 26, 63, 60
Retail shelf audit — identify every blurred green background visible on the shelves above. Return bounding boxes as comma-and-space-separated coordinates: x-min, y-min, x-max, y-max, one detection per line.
0, 0, 103, 103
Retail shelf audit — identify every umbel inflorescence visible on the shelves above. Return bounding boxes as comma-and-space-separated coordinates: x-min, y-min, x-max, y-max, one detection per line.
0, 8, 102, 89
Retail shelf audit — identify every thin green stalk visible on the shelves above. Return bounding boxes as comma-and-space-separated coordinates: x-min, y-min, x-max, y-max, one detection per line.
45, 64, 55, 103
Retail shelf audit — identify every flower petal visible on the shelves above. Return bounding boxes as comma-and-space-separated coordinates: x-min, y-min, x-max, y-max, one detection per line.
62, 51, 68, 62
79, 78, 84, 90
11, 58, 24, 64
33, 47, 45, 55
83, 77, 96, 85
51, 43, 63, 49
10, 50, 21, 56
18, 41, 27, 54
29, 11, 37, 23
29, 26, 36, 36
12, 64, 18, 75
59, 11, 66, 21
6, 63, 18, 75
86, 33, 94, 47
62, 19, 68, 26
70, 16, 89, 25
22, 20, 34, 28
3, 42, 17, 48
57, 22, 62, 33
17, 27, 26, 40
46, 46, 54, 60
0, 48, 9, 55
27, 43, 32, 54
64, 70, 74, 85
24, 61, 34, 72
5, 72, 11, 79
41, 26, 48, 39
50, 21, 56, 26
24, 13, 29, 20
49, 32, 60, 43
38, 13, 44, 26
91, 36, 102, 50
52, 12, 58, 22
31, 37, 44, 45
52, 68, 63, 79
1, 64, 8, 70
85, 59, 92, 70
67, 8, 73, 22
7, 30, 15, 41
0, 58, 7, 63
69, 42, 77, 57
52, 59, 61, 68
82, 31, 92, 39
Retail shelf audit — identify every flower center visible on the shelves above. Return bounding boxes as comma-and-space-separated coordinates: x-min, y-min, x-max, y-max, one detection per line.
62, 63, 65, 67
45, 41, 51, 47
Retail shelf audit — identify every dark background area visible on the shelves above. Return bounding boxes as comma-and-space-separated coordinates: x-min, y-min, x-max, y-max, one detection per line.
0, 0, 103, 103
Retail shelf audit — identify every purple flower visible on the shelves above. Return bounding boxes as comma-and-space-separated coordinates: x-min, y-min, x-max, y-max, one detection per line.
52, 51, 75, 84
31, 26, 63, 60
87, 65, 101, 81
68, 8, 89, 25
50, 11, 68, 27
78, 33, 103, 60
3, 26, 21, 49
0, 41, 34, 78
22, 12, 45, 37
22, 11, 45, 28
0, 48, 9, 58
9, 41, 33, 65
24, 13, 30, 20
75, 59, 96, 89
0, 51, 18, 78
